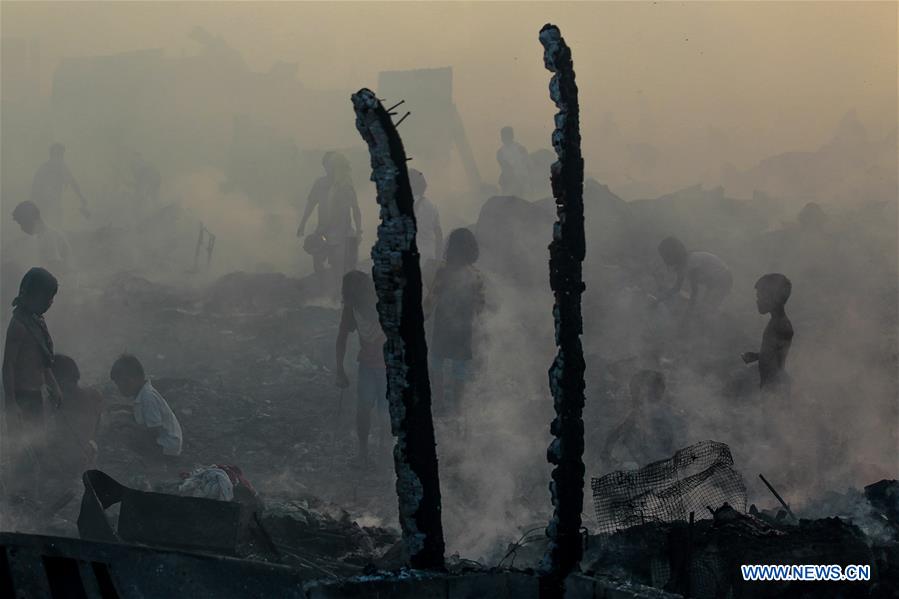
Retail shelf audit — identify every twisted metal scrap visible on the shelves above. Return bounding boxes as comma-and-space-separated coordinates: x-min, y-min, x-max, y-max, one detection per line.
350, 88, 446, 571
538, 24, 587, 595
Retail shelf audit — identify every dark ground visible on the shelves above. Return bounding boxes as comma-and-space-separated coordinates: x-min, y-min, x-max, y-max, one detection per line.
14, 268, 552, 568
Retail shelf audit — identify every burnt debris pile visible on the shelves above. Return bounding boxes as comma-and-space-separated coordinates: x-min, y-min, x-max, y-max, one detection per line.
586, 502, 881, 599
76, 468, 399, 580
252, 495, 400, 575
585, 444, 899, 597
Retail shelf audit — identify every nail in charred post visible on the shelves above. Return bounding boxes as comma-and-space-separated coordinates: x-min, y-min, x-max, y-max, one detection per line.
350, 88, 446, 571
538, 23, 587, 597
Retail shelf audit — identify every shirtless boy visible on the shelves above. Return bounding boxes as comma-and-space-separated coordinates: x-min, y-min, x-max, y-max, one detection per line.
742, 273, 794, 397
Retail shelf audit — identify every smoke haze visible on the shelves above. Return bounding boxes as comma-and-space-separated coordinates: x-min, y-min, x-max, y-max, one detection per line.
1, 0, 896, 565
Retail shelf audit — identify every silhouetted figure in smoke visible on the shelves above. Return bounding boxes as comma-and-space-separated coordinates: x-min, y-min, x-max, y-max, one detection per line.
48, 354, 104, 487
298, 152, 362, 292
30, 143, 90, 226
2, 267, 61, 506
335, 271, 387, 466
298, 151, 336, 246
12, 201, 72, 274
600, 370, 682, 469
742, 273, 794, 398
410, 168, 443, 295
131, 152, 162, 209
425, 228, 485, 425
409, 168, 443, 263
496, 126, 531, 199
654, 236, 732, 330
109, 354, 182, 469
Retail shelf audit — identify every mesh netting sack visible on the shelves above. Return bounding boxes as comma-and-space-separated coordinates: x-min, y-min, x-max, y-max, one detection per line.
591, 440, 747, 535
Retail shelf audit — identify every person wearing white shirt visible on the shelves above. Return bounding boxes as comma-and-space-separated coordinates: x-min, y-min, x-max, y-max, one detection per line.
110, 354, 183, 458
496, 127, 531, 199
409, 169, 443, 263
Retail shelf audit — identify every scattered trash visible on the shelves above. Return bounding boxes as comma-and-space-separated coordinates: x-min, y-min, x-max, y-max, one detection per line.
179, 466, 235, 501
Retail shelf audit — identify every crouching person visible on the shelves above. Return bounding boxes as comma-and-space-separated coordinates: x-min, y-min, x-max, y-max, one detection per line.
48, 354, 104, 487
109, 354, 182, 471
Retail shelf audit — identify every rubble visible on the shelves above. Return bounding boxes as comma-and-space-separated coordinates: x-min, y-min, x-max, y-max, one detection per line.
586, 503, 884, 598
475, 182, 634, 292
866, 480, 899, 530
260, 496, 398, 575
76, 468, 399, 578
796, 480, 899, 545
585, 447, 899, 597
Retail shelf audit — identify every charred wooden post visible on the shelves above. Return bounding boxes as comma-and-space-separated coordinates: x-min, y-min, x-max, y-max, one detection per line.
538, 24, 587, 597
351, 88, 446, 571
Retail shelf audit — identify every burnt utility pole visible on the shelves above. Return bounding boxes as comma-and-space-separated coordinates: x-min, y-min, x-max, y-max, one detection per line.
537, 24, 587, 598
351, 88, 446, 571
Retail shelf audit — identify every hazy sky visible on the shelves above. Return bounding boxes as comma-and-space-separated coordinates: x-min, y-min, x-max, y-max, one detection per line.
3, 1, 897, 177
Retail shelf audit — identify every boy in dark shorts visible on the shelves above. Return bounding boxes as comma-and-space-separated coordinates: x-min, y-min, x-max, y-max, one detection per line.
335, 271, 386, 465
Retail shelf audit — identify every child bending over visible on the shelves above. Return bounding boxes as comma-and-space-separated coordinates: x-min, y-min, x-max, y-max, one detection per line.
109, 354, 182, 464
655, 236, 732, 328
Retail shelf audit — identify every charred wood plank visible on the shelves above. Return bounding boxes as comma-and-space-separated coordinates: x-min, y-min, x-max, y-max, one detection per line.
350, 88, 446, 571
538, 23, 587, 598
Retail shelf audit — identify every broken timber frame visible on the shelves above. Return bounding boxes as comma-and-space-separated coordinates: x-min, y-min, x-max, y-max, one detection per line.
538, 24, 587, 597
351, 88, 446, 571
